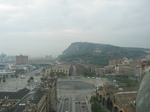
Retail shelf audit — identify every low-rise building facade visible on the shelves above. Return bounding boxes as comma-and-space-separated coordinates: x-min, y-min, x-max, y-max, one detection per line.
97, 87, 138, 112
45, 64, 70, 76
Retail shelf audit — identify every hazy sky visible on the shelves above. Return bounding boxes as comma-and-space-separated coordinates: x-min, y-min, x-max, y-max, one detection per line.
0, 0, 150, 57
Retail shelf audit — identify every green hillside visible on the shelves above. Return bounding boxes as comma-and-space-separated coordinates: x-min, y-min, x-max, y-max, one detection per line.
59, 42, 149, 66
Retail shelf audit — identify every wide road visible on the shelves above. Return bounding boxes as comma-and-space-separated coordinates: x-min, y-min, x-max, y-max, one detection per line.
58, 96, 72, 112
57, 66, 108, 112
57, 79, 96, 112
75, 93, 90, 112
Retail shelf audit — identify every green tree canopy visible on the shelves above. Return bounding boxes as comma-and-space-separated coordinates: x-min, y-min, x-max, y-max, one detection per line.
90, 96, 104, 112
91, 101, 104, 112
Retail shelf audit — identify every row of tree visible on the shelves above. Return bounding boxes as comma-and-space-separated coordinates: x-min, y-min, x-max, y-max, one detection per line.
90, 96, 104, 112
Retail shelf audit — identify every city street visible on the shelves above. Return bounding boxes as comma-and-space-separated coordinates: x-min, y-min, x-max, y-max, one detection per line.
56, 65, 108, 112
56, 76, 107, 112
57, 88, 94, 112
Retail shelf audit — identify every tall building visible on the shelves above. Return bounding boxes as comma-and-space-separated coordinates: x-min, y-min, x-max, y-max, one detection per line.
16, 55, 28, 65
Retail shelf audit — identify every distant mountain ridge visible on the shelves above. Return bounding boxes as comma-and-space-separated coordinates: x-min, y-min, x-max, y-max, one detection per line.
59, 42, 150, 66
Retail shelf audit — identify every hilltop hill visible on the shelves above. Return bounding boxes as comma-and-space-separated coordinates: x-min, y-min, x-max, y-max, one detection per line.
59, 42, 150, 66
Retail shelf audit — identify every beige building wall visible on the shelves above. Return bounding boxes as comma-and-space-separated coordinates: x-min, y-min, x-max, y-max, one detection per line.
36, 95, 47, 112
45, 65, 70, 76
115, 64, 129, 74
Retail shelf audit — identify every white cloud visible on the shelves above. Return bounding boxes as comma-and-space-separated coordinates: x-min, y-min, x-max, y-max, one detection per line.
0, 0, 150, 57
0, 4, 19, 11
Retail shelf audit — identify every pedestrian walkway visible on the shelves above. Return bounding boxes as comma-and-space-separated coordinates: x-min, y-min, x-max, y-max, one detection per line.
0, 75, 41, 92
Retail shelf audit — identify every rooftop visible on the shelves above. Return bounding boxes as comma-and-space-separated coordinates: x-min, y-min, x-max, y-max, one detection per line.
10, 88, 44, 112
0, 88, 30, 99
